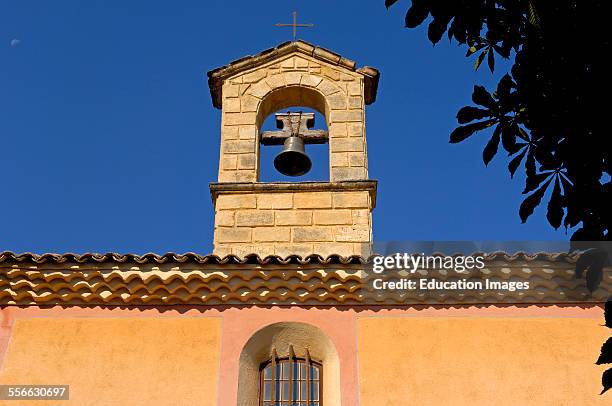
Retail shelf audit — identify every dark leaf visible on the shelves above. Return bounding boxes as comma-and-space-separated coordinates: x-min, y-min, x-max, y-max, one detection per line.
546, 177, 564, 229
528, 1, 541, 28
516, 126, 530, 142
605, 300, 612, 328
523, 171, 553, 194
508, 148, 527, 178
472, 85, 496, 108
456, 106, 491, 124
575, 251, 595, 279
487, 47, 495, 73
596, 337, 612, 365
483, 125, 501, 166
404, 1, 429, 28
525, 150, 536, 180
519, 177, 552, 223
449, 119, 495, 143
474, 49, 487, 71
501, 124, 520, 154
587, 266, 604, 293
427, 18, 450, 44
602, 368, 612, 395
385, 0, 400, 9
496, 74, 515, 99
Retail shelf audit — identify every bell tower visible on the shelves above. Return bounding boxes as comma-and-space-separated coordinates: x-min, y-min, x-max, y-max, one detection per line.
207, 40, 379, 258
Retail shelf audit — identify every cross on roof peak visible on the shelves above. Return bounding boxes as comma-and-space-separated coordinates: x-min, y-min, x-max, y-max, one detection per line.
275, 11, 314, 42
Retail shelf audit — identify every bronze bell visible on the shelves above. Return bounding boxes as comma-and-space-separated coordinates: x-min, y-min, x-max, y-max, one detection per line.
274, 136, 312, 176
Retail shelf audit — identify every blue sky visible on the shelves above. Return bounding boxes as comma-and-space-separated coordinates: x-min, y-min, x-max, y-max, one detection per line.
0, 0, 570, 254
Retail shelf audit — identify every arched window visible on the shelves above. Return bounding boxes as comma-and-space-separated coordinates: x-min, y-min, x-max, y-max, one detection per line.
259, 353, 322, 405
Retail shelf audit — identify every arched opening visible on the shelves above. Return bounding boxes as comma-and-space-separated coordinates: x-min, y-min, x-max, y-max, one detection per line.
256, 86, 331, 182
237, 321, 340, 406
259, 107, 329, 182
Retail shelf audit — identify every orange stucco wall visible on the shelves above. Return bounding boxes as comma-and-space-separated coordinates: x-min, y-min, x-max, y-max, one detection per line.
357, 310, 608, 406
0, 316, 221, 406
0, 305, 608, 405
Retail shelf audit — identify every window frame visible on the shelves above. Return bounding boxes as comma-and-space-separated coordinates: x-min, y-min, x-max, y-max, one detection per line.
258, 356, 323, 406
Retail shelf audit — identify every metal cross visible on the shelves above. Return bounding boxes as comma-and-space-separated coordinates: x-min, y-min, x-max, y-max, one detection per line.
275, 11, 314, 42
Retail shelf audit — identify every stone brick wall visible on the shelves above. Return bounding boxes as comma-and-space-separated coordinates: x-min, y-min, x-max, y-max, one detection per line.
213, 190, 372, 257
218, 52, 369, 183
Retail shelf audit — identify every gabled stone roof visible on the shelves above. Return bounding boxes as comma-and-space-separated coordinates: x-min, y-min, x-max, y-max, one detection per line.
207, 40, 380, 108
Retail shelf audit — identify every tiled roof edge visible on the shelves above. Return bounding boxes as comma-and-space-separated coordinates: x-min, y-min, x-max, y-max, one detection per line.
0, 251, 579, 265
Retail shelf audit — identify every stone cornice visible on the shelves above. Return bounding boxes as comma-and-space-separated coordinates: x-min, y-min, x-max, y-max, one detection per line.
209, 180, 378, 207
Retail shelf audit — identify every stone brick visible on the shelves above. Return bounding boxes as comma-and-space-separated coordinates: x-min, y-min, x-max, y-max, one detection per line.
313, 209, 352, 225
238, 154, 256, 170
257, 193, 293, 209
332, 192, 369, 208
317, 79, 339, 96
224, 112, 257, 126
348, 81, 361, 96
253, 227, 291, 242
275, 210, 312, 226
238, 126, 257, 140
349, 96, 363, 109
239, 84, 251, 95
216, 227, 252, 243
280, 57, 295, 69
275, 244, 314, 258
348, 123, 364, 137
236, 210, 274, 226
329, 123, 348, 138
224, 98, 240, 113
231, 244, 257, 258
333, 226, 370, 242
216, 194, 257, 210
329, 110, 362, 123
249, 81, 272, 99
242, 70, 267, 83
285, 72, 301, 86
250, 244, 277, 258
266, 74, 285, 89
300, 74, 322, 88
330, 152, 349, 167
328, 93, 348, 110
321, 66, 340, 81
349, 152, 365, 166
222, 140, 255, 154
234, 170, 256, 182
313, 242, 354, 257
221, 155, 237, 170
223, 83, 240, 98
213, 244, 232, 258
352, 209, 370, 225
214, 211, 235, 227
332, 167, 366, 181
293, 227, 333, 242
223, 126, 239, 140
295, 57, 309, 69
293, 192, 332, 209
332, 138, 363, 152
241, 95, 259, 112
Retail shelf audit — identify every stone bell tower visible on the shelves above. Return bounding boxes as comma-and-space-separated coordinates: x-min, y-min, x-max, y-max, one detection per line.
207, 40, 379, 258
